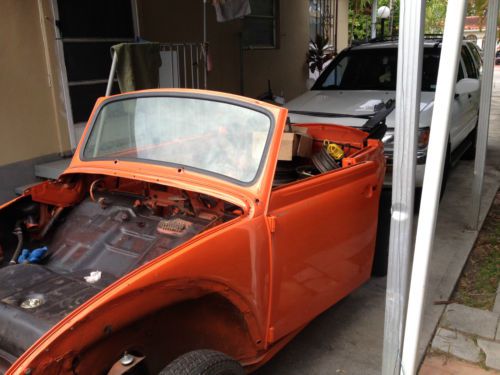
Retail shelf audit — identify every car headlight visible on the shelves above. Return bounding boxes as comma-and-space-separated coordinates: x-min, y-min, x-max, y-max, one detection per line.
382, 128, 430, 165
417, 128, 430, 149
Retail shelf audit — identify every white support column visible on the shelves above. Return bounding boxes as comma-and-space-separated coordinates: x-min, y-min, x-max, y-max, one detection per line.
371, 0, 378, 39
470, 0, 499, 230
381, 0, 425, 374
400, 1, 468, 374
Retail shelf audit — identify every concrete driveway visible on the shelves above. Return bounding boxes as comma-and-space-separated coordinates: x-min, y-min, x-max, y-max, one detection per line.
256, 67, 500, 375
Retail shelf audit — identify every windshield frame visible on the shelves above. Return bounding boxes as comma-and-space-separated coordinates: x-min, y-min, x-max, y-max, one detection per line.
79, 92, 276, 187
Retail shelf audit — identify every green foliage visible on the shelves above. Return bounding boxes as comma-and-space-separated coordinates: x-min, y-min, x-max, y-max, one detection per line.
348, 8, 371, 41
348, 0, 399, 42
425, 0, 447, 34
307, 34, 334, 74
348, 0, 497, 43
453, 193, 500, 310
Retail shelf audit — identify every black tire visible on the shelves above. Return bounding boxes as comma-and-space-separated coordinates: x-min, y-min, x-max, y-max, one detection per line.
414, 187, 422, 213
372, 188, 391, 277
461, 128, 477, 160
159, 350, 245, 375
440, 144, 451, 201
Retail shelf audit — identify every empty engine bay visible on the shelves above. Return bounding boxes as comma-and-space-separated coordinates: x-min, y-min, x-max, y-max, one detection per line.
0, 175, 242, 359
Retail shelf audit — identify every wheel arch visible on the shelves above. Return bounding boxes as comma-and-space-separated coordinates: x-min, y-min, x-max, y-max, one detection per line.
11, 279, 265, 375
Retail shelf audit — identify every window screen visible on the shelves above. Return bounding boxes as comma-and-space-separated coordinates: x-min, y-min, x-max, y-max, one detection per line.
243, 0, 278, 49
57, 0, 134, 38
56, 0, 135, 124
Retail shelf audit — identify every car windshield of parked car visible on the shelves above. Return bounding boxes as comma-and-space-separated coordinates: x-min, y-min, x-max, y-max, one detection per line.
83, 96, 272, 183
316, 47, 441, 91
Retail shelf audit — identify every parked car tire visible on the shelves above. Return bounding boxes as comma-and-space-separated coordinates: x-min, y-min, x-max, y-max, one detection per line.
461, 127, 477, 160
440, 144, 451, 200
374, 145, 450, 276
159, 350, 245, 375
372, 188, 391, 277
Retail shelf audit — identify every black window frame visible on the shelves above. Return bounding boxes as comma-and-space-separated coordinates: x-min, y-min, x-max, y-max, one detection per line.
55, 0, 136, 126
242, 0, 280, 50
461, 45, 479, 79
80, 92, 276, 188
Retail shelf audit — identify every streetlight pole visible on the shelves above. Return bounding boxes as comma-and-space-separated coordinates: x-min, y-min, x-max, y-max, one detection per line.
378, 6, 391, 40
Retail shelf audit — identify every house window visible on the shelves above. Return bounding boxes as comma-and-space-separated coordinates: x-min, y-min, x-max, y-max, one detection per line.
243, 0, 279, 49
54, 0, 137, 147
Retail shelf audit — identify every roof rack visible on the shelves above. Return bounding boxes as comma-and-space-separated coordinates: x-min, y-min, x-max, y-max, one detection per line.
423, 33, 444, 40
350, 33, 469, 48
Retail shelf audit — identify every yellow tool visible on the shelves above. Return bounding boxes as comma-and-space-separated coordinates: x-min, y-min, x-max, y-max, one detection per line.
323, 140, 344, 161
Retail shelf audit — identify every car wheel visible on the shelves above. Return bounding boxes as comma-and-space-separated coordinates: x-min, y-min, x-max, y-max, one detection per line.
461, 127, 477, 160
159, 350, 245, 375
440, 144, 451, 201
372, 188, 391, 277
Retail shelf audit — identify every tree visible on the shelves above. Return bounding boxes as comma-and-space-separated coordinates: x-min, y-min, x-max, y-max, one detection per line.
348, 0, 399, 42
425, 0, 447, 34
348, 0, 497, 44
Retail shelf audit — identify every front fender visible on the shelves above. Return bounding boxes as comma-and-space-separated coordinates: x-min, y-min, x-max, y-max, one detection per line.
8, 215, 272, 374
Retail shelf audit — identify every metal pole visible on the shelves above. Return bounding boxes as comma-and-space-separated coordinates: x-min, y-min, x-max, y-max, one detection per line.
388, 0, 394, 36
106, 51, 118, 96
334, 0, 338, 54
470, 0, 499, 230
400, 1, 468, 374
203, 0, 208, 89
381, 0, 425, 373
371, 0, 378, 39
190, 44, 194, 88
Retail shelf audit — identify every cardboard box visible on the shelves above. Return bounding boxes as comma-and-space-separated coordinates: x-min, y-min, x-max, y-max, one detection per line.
291, 125, 308, 135
278, 131, 313, 161
278, 132, 298, 161
296, 133, 313, 158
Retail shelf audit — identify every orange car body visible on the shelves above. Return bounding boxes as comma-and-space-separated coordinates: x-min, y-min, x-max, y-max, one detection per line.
2, 90, 385, 374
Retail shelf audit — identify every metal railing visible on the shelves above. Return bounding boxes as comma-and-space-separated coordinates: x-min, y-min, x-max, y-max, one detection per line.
159, 43, 207, 90
106, 42, 208, 96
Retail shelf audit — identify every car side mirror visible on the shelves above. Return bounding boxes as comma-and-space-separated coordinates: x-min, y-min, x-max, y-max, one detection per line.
455, 78, 480, 95
306, 78, 315, 90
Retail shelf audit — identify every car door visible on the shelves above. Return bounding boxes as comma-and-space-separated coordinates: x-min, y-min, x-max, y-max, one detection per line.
450, 46, 480, 150
266, 159, 381, 342
448, 61, 466, 151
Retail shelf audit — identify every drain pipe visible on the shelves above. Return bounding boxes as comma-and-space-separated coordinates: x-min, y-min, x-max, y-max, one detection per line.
400, 1, 468, 374
371, 0, 378, 39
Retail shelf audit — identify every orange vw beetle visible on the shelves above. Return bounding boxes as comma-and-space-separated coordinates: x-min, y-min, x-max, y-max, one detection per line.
0, 90, 385, 374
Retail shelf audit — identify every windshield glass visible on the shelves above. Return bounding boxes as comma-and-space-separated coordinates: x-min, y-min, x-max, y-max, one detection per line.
83, 96, 272, 183
315, 47, 441, 91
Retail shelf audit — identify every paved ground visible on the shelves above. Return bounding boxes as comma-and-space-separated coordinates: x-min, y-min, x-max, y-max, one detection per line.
256, 67, 500, 375
430, 300, 500, 370
420, 355, 500, 375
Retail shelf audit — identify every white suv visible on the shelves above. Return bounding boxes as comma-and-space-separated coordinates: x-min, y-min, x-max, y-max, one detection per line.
286, 39, 482, 189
